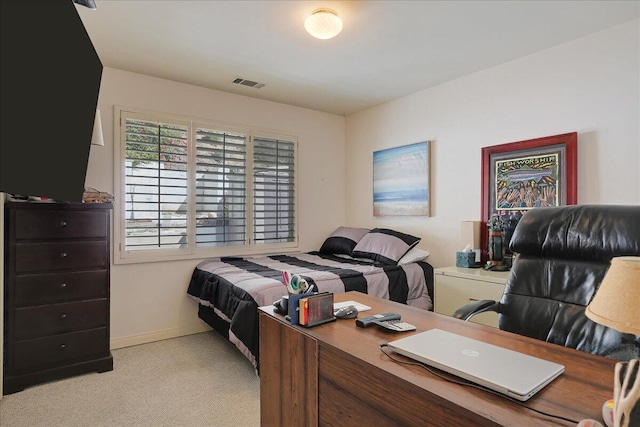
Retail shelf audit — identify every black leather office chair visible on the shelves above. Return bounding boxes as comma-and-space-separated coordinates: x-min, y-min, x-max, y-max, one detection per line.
454, 205, 640, 359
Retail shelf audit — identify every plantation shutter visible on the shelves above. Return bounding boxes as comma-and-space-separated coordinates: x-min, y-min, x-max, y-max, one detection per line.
124, 117, 189, 251
117, 108, 299, 262
253, 137, 296, 244
195, 127, 247, 247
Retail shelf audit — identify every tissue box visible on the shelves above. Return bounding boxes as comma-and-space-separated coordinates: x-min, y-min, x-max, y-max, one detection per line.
456, 251, 476, 268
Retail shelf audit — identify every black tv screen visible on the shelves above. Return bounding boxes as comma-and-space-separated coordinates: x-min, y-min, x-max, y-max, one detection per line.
0, 0, 103, 202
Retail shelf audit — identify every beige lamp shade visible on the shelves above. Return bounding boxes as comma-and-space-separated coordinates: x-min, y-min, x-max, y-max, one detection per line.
304, 8, 343, 40
91, 109, 104, 146
586, 256, 640, 335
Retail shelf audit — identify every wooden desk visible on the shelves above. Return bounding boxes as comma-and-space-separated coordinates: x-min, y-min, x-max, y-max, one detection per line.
259, 291, 615, 427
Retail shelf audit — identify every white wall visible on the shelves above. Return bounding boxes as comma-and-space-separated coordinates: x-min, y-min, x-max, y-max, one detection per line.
345, 20, 640, 269
85, 68, 346, 347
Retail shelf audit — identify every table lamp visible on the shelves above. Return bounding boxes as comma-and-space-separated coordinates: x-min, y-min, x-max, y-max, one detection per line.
585, 256, 640, 427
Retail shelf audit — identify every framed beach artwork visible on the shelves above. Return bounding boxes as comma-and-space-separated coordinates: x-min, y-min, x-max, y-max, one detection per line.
373, 141, 430, 216
480, 132, 577, 259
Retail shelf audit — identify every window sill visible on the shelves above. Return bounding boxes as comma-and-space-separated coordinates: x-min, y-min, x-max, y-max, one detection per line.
113, 243, 301, 265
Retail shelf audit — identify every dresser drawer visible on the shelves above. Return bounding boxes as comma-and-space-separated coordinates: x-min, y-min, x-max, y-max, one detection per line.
12, 328, 109, 372
15, 241, 108, 273
15, 270, 107, 306
14, 299, 107, 339
15, 209, 107, 240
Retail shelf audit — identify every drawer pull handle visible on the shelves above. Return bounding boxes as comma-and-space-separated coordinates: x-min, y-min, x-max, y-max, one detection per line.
60, 283, 67, 288
61, 253, 68, 258
60, 344, 66, 350
60, 313, 67, 319
469, 298, 479, 302
60, 221, 68, 227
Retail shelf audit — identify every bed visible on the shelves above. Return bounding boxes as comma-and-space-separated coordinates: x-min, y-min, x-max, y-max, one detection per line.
186, 227, 434, 372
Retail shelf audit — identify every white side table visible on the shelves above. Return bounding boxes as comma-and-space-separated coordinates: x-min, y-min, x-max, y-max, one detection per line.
434, 266, 510, 328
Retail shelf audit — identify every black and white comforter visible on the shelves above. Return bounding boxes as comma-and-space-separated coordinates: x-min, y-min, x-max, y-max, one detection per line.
187, 251, 433, 372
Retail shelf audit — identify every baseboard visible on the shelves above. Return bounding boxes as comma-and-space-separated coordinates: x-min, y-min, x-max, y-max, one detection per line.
110, 324, 211, 349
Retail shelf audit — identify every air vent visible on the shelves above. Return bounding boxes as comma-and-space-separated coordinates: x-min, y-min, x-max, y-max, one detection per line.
232, 77, 265, 89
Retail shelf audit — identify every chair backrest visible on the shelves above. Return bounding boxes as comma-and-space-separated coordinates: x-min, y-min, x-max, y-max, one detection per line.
500, 204, 640, 357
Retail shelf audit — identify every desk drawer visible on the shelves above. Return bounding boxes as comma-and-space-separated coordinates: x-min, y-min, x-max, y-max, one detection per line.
15, 209, 107, 240
15, 241, 108, 273
12, 328, 109, 371
14, 299, 107, 339
15, 270, 107, 306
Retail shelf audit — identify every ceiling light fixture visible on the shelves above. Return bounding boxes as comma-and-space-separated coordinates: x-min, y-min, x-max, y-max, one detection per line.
304, 8, 343, 40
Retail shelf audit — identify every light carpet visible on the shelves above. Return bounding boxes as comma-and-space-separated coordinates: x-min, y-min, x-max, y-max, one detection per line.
0, 332, 260, 427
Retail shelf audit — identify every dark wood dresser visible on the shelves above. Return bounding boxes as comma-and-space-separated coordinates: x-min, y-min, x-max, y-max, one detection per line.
3, 201, 113, 394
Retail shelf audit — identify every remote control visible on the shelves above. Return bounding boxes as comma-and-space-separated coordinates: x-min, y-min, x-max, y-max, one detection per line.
373, 319, 417, 332
356, 312, 401, 328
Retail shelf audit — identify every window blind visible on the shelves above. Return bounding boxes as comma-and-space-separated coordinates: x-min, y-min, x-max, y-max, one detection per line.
253, 137, 295, 244
124, 117, 188, 251
195, 127, 247, 247
117, 108, 298, 262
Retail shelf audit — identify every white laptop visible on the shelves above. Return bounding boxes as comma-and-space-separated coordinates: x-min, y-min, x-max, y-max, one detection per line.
387, 329, 564, 401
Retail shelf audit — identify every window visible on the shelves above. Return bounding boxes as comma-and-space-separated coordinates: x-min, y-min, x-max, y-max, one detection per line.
253, 137, 296, 244
124, 116, 189, 251
195, 126, 247, 248
116, 108, 297, 262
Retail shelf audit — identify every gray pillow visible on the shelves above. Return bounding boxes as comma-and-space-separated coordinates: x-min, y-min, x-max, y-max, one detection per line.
319, 226, 370, 255
351, 228, 421, 265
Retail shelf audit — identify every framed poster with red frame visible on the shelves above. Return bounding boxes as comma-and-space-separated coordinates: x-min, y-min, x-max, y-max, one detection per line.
480, 132, 577, 261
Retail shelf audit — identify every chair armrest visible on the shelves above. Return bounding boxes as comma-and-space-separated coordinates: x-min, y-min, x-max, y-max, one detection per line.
453, 300, 500, 321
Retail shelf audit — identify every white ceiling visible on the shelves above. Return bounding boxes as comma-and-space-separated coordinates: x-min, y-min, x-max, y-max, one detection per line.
77, 1, 640, 116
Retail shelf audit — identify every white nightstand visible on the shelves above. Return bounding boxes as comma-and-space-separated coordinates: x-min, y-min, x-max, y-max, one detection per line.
434, 266, 510, 328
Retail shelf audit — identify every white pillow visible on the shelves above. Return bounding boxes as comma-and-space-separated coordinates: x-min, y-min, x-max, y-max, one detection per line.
397, 247, 430, 265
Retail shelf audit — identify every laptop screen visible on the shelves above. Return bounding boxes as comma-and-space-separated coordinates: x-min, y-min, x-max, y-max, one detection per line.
387, 329, 564, 401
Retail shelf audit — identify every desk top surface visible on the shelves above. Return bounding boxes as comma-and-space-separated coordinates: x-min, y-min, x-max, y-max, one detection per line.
259, 291, 615, 426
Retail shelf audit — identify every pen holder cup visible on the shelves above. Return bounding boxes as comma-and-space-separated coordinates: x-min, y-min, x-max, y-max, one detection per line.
288, 291, 314, 325
456, 251, 476, 268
